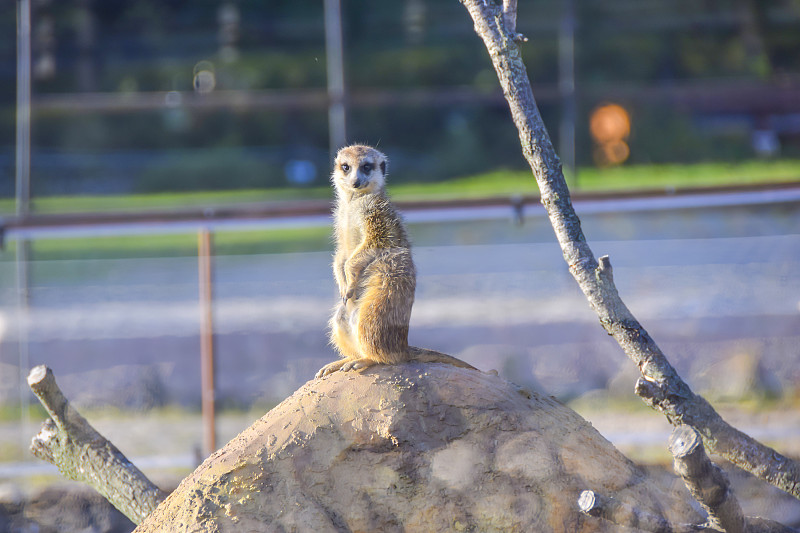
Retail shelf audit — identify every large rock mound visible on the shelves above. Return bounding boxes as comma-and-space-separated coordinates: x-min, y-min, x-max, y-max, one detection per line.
135, 364, 700, 532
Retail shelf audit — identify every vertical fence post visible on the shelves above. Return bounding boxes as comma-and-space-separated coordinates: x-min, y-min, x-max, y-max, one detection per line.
16, 0, 34, 459
16, 0, 33, 458
16, 0, 32, 218
558, 0, 576, 186
198, 228, 216, 457
15, 238, 31, 460
324, 0, 347, 155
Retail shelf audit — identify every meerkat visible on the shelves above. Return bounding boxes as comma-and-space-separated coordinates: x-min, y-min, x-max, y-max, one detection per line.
315, 144, 476, 377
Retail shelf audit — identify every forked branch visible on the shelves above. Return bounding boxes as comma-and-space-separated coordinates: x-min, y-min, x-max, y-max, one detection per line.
28, 365, 167, 524
458, 0, 800, 500
501, 0, 527, 42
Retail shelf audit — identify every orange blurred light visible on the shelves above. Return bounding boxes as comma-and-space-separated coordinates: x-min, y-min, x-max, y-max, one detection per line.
593, 140, 630, 167
589, 103, 631, 166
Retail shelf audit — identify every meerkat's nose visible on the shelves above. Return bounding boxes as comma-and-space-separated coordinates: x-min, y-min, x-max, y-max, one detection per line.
353, 170, 368, 189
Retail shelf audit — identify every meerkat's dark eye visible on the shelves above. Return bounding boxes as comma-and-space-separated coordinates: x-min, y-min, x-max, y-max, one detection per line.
341, 163, 350, 172
362, 163, 372, 173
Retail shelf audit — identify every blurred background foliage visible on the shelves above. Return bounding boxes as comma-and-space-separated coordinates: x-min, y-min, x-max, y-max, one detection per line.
1, 0, 799, 198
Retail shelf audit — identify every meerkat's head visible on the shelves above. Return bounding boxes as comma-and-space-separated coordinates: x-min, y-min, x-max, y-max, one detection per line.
332, 144, 388, 196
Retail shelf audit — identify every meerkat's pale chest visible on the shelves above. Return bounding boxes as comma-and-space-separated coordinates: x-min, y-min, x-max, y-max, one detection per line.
337, 204, 366, 254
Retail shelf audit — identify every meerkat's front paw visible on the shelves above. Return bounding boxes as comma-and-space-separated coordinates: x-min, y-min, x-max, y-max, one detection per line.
315, 360, 347, 378
340, 358, 377, 373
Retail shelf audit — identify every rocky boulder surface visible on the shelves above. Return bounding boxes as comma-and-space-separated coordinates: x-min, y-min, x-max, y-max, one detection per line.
135, 364, 700, 532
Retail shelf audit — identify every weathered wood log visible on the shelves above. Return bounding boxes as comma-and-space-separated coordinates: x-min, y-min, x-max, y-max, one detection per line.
134, 365, 701, 531
458, 0, 800, 500
28, 365, 167, 524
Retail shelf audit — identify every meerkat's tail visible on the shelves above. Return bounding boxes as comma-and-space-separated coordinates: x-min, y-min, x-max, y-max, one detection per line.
407, 346, 477, 370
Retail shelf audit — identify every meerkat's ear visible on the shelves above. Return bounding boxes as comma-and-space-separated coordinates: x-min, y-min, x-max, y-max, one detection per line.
380, 160, 386, 175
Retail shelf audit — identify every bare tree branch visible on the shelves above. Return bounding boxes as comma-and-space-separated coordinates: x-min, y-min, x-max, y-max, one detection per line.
458, 0, 800, 500
670, 426, 746, 533
579, 489, 798, 533
578, 490, 709, 533
501, 0, 527, 42
28, 365, 167, 524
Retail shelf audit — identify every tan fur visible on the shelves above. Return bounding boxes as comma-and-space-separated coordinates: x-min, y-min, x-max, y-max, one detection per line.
316, 145, 476, 377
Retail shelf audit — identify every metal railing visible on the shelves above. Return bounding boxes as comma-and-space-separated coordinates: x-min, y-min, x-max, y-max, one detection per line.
2, 183, 799, 458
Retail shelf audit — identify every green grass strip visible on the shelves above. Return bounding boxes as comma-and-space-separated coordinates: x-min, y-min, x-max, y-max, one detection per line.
1, 159, 798, 215
1, 159, 797, 262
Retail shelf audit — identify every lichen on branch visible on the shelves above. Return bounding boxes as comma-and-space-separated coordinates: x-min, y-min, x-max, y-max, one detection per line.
28, 365, 166, 524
